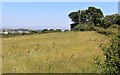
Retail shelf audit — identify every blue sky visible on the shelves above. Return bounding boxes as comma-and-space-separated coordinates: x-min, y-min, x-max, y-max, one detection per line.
2, 2, 118, 30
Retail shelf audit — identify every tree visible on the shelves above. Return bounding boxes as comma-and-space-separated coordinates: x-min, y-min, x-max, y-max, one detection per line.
68, 11, 79, 24
94, 18, 104, 27
86, 7, 104, 26
49, 29, 54, 32
55, 29, 61, 32
103, 14, 120, 28
68, 6, 104, 30
42, 29, 49, 33
68, 12, 79, 30
64, 29, 69, 32
115, 15, 120, 25
70, 23, 78, 30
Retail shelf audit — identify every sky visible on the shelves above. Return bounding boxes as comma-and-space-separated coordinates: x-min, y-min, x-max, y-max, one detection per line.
2, 2, 118, 30
1, 0, 119, 2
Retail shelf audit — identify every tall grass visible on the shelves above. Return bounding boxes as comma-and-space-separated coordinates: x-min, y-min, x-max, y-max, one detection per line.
2, 31, 110, 73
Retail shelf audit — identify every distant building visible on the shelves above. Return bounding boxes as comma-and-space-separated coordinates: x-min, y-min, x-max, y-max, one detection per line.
4, 31, 9, 34
0, 30, 2, 34
18, 30, 29, 34
1, 30, 9, 34
1, 29, 30, 35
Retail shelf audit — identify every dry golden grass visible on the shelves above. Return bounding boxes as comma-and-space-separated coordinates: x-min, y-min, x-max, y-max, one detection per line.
2, 31, 110, 73
0, 35, 2, 74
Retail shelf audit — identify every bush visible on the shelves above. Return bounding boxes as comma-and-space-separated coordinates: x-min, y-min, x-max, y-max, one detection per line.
109, 24, 120, 29
41, 29, 50, 33
73, 24, 95, 31
88, 25, 95, 31
54, 29, 62, 32
49, 29, 54, 32
73, 25, 83, 31
64, 29, 69, 32
29, 30, 38, 34
95, 34, 120, 73
95, 27, 114, 35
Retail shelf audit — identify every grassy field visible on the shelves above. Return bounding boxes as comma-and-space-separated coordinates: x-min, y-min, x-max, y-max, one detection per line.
2, 31, 110, 73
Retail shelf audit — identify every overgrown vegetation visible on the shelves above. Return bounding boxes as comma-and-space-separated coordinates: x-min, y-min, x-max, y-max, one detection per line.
41, 29, 62, 33
73, 24, 119, 35
2, 32, 109, 73
94, 34, 120, 73
73, 24, 95, 31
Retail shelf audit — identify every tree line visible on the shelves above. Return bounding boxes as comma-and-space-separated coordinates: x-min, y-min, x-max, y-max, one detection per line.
68, 6, 120, 30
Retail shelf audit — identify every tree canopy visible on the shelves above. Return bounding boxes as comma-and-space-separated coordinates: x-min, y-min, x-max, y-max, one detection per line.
68, 6, 120, 30
68, 6, 104, 30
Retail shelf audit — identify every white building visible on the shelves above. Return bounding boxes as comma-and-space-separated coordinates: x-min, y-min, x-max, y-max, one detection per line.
1, 29, 30, 35
18, 30, 29, 34
0, 31, 2, 34
4, 31, 9, 34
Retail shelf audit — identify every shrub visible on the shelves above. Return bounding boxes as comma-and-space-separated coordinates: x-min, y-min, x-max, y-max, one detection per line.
108, 24, 120, 29
73, 24, 95, 31
88, 25, 95, 31
95, 34, 120, 73
29, 30, 38, 34
54, 29, 62, 32
95, 27, 114, 35
73, 25, 83, 31
107, 28, 118, 34
41, 29, 50, 33
49, 29, 54, 32
64, 29, 69, 32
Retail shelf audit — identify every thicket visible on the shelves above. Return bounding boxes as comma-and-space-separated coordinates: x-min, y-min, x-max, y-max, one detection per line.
94, 34, 120, 73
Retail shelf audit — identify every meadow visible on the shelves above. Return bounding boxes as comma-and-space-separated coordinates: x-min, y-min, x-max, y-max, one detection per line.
2, 31, 110, 73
